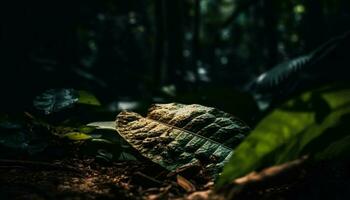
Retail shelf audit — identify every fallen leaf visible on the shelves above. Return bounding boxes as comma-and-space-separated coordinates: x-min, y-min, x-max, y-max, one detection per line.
116, 103, 250, 176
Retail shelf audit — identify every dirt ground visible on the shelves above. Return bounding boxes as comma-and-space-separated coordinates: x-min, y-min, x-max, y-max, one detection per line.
1, 156, 349, 200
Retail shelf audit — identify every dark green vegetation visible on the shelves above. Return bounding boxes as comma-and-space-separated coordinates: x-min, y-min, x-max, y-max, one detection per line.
218, 83, 350, 187
1, 0, 350, 199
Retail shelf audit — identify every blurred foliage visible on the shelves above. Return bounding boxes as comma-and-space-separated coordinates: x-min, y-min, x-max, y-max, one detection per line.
217, 83, 350, 188
2, 0, 349, 112
247, 31, 350, 114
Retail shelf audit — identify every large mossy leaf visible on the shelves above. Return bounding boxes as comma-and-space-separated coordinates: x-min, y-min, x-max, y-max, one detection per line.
116, 103, 250, 175
217, 84, 350, 188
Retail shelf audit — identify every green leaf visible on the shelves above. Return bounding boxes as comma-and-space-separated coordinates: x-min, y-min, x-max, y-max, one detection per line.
91, 138, 114, 144
116, 103, 250, 176
119, 152, 138, 161
33, 88, 79, 115
78, 90, 101, 106
216, 109, 314, 187
217, 84, 350, 188
87, 121, 116, 131
33, 89, 101, 115
78, 125, 96, 133
63, 132, 92, 140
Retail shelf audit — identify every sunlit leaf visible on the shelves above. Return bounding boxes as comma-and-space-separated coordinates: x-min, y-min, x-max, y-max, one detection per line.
217, 109, 314, 187
116, 103, 250, 176
217, 84, 350, 188
87, 121, 116, 131
78, 90, 101, 106
63, 132, 93, 140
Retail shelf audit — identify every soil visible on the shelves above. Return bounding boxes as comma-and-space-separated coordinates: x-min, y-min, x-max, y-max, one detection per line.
1, 156, 349, 200
0, 155, 214, 200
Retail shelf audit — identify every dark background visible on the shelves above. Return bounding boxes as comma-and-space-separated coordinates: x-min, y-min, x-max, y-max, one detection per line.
1, 0, 350, 118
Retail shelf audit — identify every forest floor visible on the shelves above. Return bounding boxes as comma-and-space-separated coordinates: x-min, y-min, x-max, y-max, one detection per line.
0, 156, 211, 200
1, 153, 349, 200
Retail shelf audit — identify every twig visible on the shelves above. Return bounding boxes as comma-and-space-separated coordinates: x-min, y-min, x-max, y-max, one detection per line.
221, 156, 309, 199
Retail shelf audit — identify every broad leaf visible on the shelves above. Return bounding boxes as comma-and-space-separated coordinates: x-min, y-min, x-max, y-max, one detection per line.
77, 90, 101, 106
63, 132, 93, 140
217, 84, 350, 188
33, 89, 79, 115
33, 88, 100, 115
116, 103, 250, 175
